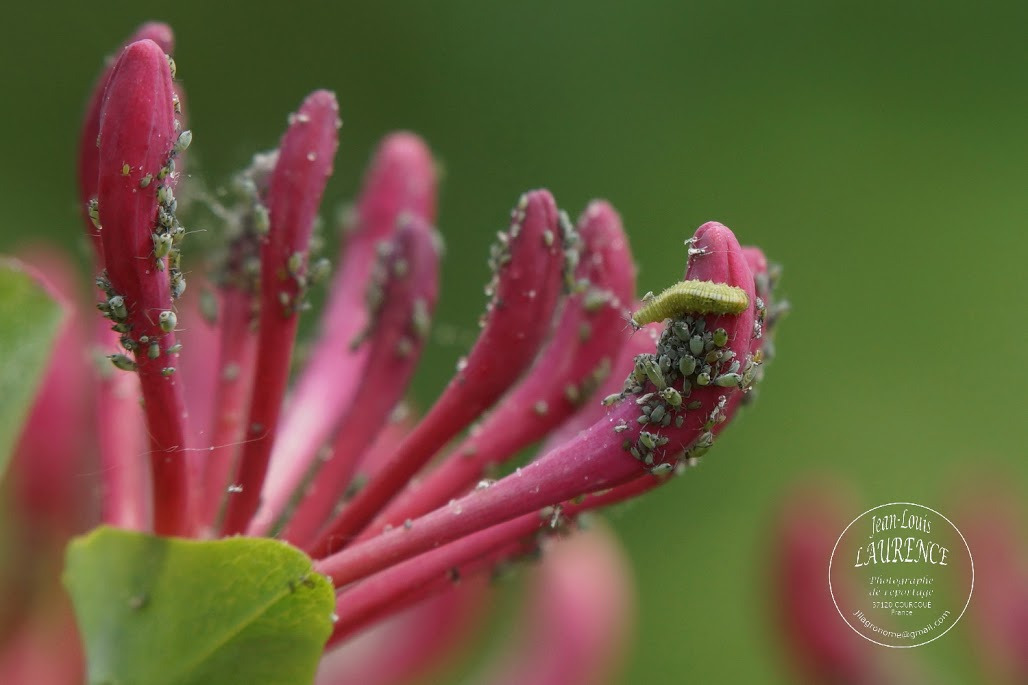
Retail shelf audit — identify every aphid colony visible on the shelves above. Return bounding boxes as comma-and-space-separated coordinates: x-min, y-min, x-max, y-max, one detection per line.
605, 290, 767, 475
96, 270, 180, 377
92, 52, 192, 378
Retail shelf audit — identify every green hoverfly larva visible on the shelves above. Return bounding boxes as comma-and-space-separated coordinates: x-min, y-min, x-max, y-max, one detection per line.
630, 280, 749, 328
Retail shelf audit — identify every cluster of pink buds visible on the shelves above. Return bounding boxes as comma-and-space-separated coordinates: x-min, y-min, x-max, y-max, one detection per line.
2, 21, 784, 683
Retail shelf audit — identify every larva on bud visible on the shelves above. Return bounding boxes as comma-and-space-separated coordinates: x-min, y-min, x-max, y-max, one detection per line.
630, 280, 749, 328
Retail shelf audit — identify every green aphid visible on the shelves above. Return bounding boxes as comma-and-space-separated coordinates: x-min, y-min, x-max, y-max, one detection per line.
161, 366, 176, 377
173, 129, 192, 155
639, 432, 657, 450
660, 387, 683, 407
254, 204, 270, 237
148, 342, 161, 360
157, 184, 175, 207
715, 373, 742, 388
158, 158, 175, 180
158, 310, 177, 333
640, 358, 666, 390
167, 343, 183, 355
152, 232, 173, 259
108, 295, 128, 320
689, 335, 704, 356
309, 257, 332, 285
170, 271, 186, 299
87, 199, 102, 231
108, 354, 137, 372
696, 372, 711, 386
650, 463, 675, 477
678, 356, 697, 376
287, 252, 305, 278
712, 328, 729, 347
411, 299, 431, 339
139, 173, 153, 188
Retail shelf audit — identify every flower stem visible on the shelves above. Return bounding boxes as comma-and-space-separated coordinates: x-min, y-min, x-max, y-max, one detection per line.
198, 288, 258, 529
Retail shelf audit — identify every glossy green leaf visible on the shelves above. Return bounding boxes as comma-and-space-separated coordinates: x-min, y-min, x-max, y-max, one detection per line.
0, 258, 64, 480
64, 526, 336, 685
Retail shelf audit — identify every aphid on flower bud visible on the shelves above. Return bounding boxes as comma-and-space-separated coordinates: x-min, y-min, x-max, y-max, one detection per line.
108, 354, 137, 372
107, 295, 127, 321
254, 204, 270, 237
152, 232, 173, 260
157, 185, 175, 207
158, 310, 177, 333
87, 199, 102, 231
173, 130, 192, 155
650, 463, 675, 477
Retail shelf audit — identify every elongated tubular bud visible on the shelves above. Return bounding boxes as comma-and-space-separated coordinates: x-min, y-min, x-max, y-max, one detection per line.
198, 157, 271, 528
364, 200, 635, 535
278, 216, 441, 546
310, 190, 566, 556
96, 39, 190, 536
252, 134, 436, 535
78, 25, 175, 531
219, 90, 340, 535
8, 254, 91, 535
78, 23, 174, 265
197, 288, 259, 528
315, 221, 756, 584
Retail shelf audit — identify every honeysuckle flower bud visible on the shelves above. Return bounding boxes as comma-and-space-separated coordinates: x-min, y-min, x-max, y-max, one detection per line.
94, 37, 191, 536
316, 577, 488, 685
957, 488, 1028, 684
78, 22, 174, 265
467, 527, 634, 685
8, 252, 91, 538
774, 485, 899, 685
220, 90, 341, 535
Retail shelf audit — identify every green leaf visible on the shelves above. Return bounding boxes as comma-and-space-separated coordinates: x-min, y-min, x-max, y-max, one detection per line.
0, 258, 64, 479
64, 527, 336, 685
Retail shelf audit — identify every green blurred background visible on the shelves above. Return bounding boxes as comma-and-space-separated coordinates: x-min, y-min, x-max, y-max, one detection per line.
2, 1, 1026, 682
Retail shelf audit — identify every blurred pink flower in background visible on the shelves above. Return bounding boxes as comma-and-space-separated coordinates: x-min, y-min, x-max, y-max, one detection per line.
774, 479, 1028, 685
